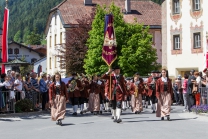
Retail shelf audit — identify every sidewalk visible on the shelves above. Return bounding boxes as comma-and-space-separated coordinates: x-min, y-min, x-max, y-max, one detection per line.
0, 110, 50, 118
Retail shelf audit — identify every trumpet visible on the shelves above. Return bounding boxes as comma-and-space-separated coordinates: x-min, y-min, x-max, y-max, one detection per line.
144, 83, 149, 90
134, 81, 139, 97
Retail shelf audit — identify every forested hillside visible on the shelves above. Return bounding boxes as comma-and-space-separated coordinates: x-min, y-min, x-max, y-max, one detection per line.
0, 0, 162, 44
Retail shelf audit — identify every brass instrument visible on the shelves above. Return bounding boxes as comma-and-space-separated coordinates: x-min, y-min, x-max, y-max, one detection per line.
134, 81, 140, 97
68, 79, 77, 92
127, 83, 131, 91
144, 83, 149, 90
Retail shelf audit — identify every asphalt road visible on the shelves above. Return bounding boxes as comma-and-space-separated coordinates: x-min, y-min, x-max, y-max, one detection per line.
0, 104, 208, 139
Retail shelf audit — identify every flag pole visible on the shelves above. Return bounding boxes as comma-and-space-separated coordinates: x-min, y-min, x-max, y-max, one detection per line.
6, 0, 8, 8
109, 66, 112, 100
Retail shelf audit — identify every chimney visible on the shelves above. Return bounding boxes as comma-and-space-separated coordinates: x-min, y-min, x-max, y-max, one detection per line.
125, 0, 131, 14
84, 0, 92, 5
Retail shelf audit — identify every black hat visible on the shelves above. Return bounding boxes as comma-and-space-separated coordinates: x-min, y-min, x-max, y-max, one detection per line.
97, 74, 101, 77
135, 72, 140, 75
190, 69, 195, 73
151, 70, 156, 73
155, 70, 161, 73
72, 73, 77, 76
112, 66, 120, 70
126, 77, 132, 80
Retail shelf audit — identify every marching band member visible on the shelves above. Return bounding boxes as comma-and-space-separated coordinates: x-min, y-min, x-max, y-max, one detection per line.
104, 80, 111, 113
102, 66, 127, 123
88, 74, 101, 115
97, 74, 105, 114
147, 70, 159, 113
125, 77, 133, 109
79, 76, 87, 114
82, 76, 90, 113
67, 73, 83, 116
49, 72, 69, 126
130, 73, 144, 114
156, 69, 173, 121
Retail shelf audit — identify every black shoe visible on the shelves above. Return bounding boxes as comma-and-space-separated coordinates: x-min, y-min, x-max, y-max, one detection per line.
113, 118, 117, 122
117, 118, 122, 123
167, 115, 170, 121
56, 120, 59, 125
59, 120, 62, 126
72, 112, 77, 116
161, 117, 164, 120
137, 111, 141, 114
99, 111, 102, 114
152, 111, 155, 113
80, 111, 83, 115
145, 106, 148, 108
135, 111, 137, 114
104, 110, 107, 112
111, 116, 114, 119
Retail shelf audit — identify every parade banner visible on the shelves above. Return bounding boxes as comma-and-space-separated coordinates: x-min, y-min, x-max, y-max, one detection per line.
1, 7, 9, 73
102, 14, 117, 66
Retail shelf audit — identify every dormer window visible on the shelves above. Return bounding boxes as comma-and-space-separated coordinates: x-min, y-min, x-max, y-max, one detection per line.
173, 0, 180, 14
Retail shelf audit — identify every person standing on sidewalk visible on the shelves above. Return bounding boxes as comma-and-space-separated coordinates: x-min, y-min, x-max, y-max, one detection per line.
49, 72, 69, 126
182, 74, 189, 112
39, 73, 48, 111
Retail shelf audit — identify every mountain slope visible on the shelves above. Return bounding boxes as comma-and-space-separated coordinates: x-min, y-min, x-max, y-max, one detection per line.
0, 0, 162, 43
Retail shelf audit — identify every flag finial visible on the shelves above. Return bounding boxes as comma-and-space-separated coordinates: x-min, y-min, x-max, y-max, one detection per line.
6, 0, 8, 8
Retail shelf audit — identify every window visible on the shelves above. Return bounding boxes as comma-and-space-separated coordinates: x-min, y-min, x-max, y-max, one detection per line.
50, 57, 52, 69
193, 32, 201, 48
8, 48, 13, 54
55, 56, 57, 68
173, 35, 180, 50
55, 14, 57, 25
50, 36, 52, 47
193, 0, 200, 11
55, 34, 57, 45
14, 48, 19, 54
173, 0, 180, 14
31, 58, 37, 63
60, 32, 62, 44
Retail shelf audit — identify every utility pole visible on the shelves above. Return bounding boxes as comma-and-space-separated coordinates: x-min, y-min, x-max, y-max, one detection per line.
6, 0, 8, 8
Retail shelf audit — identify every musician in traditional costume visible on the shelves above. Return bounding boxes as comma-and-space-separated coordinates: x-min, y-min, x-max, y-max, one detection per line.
97, 74, 105, 114
88, 75, 101, 115
129, 73, 144, 114
125, 77, 132, 109
156, 69, 173, 121
67, 73, 83, 116
79, 76, 88, 114
104, 80, 111, 112
82, 76, 90, 113
49, 72, 69, 126
147, 70, 159, 113
102, 66, 127, 123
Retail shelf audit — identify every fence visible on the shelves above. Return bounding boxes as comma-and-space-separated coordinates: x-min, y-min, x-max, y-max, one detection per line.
199, 87, 208, 104
0, 90, 41, 114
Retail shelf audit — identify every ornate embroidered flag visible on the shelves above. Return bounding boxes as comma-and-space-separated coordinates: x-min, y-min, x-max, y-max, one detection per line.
1, 7, 9, 74
102, 14, 117, 67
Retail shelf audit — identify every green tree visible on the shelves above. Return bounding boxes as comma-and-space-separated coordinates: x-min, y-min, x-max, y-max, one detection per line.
84, 3, 158, 76
27, 28, 42, 45
119, 23, 158, 76
14, 30, 22, 43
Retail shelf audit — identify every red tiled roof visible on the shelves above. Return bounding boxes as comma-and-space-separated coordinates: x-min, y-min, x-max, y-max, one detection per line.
29, 45, 46, 50
54, 0, 161, 25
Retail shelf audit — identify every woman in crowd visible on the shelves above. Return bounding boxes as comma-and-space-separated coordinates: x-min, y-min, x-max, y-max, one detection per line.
49, 72, 69, 126
193, 72, 201, 106
14, 73, 23, 101
182, 74, 189, 112
24, 77, 33, 103
3, 75, 12, 111
156, 69, 173, 121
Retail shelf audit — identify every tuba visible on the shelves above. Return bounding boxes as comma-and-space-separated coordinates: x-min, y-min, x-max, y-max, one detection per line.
68, 79, 77, 92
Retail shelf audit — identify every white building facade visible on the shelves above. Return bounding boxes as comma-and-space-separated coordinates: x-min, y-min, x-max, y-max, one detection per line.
33, 56, 47, 75
46, 11, 66, 77
162, 0, 208, 78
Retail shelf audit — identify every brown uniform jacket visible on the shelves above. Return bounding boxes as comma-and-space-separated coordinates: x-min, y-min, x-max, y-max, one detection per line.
130, 80, 145, 95
67, 79, 83, 98
147, 76, 156, 97
82, 80, 90, 98
49, 82, 68, 101
102, 74, 127, 101
156, 77, 173, 99
88, 81, 101, 94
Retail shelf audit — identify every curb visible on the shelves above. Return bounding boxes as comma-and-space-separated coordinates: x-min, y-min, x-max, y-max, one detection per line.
191, 112, 208, 117
0, 111, 50, 118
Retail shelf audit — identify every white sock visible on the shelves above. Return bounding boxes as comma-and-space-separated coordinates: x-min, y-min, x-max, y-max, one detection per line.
152, 104, 156, 111
142, 100, 145, 106
84, 103, 87, 110
116, 108, 121, 119
122, 101, 125, 109
81, 104, 84, 111
150, 100, 153, 106
106, 102, 109, 110
74, 105, 78, 113
113, 109, 116, 119
155, 103, 157, 111
146, 101, 148, 107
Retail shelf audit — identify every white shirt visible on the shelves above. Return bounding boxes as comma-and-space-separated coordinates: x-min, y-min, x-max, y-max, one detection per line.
162, 77, 167, 82
196, 76, 201, 87
3, 81, 11, 89
14, 79, 23, 91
